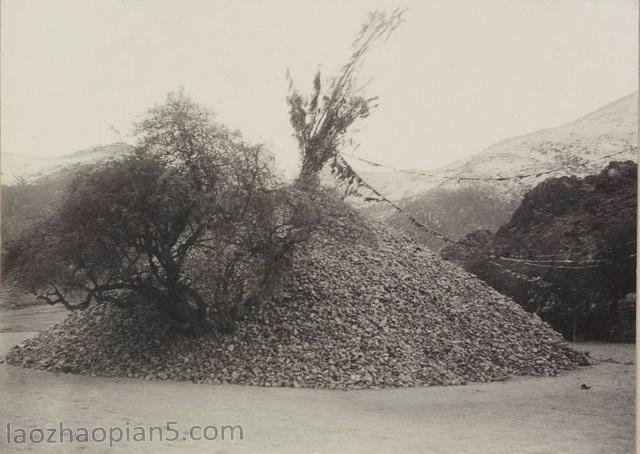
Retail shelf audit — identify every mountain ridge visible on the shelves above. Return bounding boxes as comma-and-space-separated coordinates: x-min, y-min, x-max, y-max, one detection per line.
357, 91, 637, 203
358, 92, 638, 250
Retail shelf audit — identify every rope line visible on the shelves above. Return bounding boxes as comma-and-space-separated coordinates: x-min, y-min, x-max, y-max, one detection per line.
344, 149, 633, 183
334, 150, 637, 272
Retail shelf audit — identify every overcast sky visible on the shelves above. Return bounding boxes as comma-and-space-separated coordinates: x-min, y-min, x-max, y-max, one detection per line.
2, 0, 637, 176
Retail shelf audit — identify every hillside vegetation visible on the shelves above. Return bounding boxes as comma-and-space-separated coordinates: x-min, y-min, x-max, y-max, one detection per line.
442, 161, 637, 341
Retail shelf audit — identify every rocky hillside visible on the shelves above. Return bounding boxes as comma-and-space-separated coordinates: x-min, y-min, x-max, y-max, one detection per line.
358, 92, 638, 250
441, 161, 637, 341
5, 213, 589, 389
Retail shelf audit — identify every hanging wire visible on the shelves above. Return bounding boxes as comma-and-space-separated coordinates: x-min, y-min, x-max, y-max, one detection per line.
332, 150, 637, 271
343, 149, 633, 183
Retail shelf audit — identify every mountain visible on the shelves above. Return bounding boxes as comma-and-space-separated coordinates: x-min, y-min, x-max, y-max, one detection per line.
1, 142, 134, 185
356, 92, 638, 250
441, 161, 637, 341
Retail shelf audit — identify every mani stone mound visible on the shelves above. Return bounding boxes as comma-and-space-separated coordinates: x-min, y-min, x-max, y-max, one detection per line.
5, 216, 589, 389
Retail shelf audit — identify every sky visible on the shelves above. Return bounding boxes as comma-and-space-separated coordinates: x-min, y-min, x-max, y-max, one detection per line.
1, 0, 638, 177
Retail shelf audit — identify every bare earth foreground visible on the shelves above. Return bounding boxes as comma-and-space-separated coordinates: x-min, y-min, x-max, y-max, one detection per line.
0, 305, 635, 453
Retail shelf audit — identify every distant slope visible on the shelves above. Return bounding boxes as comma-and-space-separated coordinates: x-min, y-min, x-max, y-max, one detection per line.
1, 142, 135, 246
357, 92, 638, 249
1, 142, 134, 185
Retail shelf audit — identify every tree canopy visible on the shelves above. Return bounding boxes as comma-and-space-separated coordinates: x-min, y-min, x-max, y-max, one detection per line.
3, 91, 309, 335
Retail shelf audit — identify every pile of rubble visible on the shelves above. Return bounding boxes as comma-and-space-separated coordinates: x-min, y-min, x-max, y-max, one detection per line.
5, 219, 589, 389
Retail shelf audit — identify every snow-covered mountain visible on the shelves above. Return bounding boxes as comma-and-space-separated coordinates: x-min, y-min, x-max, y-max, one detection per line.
1, 142, 134, 185
358, 92, 637, 201
356, 92, 638, 249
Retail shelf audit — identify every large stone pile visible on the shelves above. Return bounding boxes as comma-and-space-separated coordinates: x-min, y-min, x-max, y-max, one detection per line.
5, 217, 589, 389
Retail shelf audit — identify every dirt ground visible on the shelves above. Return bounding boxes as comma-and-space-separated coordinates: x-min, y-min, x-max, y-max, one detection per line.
0, 304, 635, 453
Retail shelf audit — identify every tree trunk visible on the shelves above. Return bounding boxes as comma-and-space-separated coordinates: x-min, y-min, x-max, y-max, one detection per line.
144, 281, 209, 336
172, 285, 209, 336
296, 156, 323, 190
